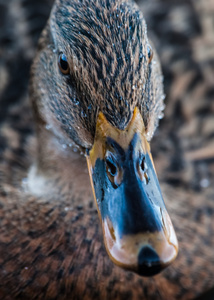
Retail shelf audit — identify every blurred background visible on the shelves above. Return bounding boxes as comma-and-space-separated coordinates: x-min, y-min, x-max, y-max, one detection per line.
0, 0, 213, 299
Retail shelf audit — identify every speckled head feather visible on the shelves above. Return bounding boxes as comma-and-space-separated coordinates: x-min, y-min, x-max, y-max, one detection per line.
31, 0, 164, 149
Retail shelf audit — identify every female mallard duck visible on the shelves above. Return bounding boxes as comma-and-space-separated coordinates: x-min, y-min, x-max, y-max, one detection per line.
29, 0, 178, 277
0, 0, 214, 299
29, 1, 178, 275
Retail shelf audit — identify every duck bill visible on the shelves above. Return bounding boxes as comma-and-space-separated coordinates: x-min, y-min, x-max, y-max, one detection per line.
86, 107, 178, 276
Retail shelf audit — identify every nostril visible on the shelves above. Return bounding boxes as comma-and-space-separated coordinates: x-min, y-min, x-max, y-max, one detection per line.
140, 156, 145, 172
105, 153, 122, 188
106, 158, 117, 176
138, 246, 163, 276
138, 156, 149, 184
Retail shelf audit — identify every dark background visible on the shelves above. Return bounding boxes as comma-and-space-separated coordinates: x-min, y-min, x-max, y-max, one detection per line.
0, 0, 214, 299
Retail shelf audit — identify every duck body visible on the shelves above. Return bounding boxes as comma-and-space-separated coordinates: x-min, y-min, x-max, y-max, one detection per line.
0, 0, 214, 299
1, 149, 214, 300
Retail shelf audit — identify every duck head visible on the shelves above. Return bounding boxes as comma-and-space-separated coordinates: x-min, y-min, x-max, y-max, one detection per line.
30, 0, 178, 276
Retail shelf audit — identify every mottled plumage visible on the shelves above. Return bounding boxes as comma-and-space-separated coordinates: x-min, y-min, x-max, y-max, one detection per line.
0, 0, 214, 299
31, 0, 164, 152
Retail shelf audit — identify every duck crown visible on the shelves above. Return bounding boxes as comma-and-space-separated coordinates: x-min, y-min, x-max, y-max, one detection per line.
31, 0, 164, 149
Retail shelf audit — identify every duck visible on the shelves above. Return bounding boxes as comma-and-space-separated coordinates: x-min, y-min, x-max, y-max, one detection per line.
30, 0, 179, 276
0, 0, 214, 299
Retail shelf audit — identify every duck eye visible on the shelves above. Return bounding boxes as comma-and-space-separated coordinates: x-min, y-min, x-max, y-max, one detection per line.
147, 45, 153, 64
58, 53, 70, 75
